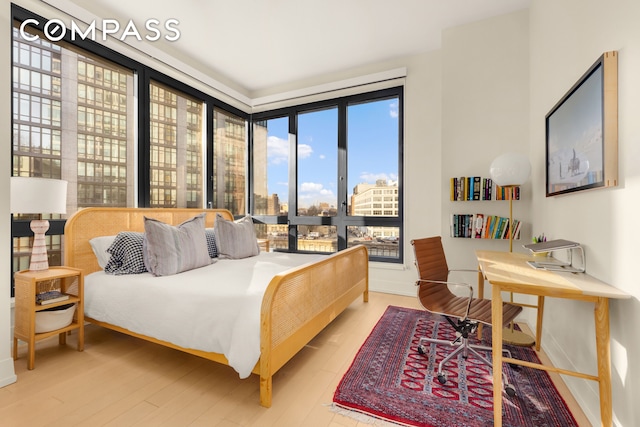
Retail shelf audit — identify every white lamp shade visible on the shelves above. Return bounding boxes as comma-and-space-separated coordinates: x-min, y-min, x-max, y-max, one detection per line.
489, 153, 531, 187
10, 177, 68, 214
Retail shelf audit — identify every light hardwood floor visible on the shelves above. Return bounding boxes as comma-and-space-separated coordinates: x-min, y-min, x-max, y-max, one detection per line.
2, 292, 589, 426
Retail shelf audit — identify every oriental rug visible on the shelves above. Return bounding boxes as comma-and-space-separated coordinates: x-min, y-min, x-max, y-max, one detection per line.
333, 305, 578, 427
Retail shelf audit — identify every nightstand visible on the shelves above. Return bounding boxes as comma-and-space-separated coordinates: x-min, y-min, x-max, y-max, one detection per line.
13, 267, 84, 369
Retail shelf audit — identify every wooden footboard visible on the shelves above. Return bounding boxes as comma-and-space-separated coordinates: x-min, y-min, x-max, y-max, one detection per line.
259, 244, 369, 406
63, 207, 369, 407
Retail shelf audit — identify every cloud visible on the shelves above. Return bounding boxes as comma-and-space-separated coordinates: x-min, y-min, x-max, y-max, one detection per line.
267, 136, 289, 165
359, 172, 398, 183
298, 143, 313, 159
267, 137, 313, 164
300, 182, 323, 192
389, 102, 399, 119
319, 154, 326, 160
298, 182, 336, 206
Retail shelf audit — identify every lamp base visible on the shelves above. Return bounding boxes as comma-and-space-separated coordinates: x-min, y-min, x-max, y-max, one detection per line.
502, 327, 535, 347
29, 219, 50, 271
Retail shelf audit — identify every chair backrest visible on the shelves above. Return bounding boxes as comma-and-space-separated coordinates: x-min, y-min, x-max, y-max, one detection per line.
412, 236, 449, 282
411, 236, 458, 314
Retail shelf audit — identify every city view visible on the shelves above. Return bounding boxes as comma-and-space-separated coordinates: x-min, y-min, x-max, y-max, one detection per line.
253, 97, 401, 257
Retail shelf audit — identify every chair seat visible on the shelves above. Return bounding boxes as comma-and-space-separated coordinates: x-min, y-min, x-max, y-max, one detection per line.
426, 294, 522, 327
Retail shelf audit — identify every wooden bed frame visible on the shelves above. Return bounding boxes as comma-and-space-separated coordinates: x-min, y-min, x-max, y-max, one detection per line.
63, 207, 369, 407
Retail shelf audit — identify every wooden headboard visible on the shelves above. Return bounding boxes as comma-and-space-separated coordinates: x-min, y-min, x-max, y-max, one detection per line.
63, 207, 234, 276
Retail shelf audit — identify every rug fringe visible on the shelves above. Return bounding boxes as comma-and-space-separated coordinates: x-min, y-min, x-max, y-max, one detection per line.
328, 403, 414, 427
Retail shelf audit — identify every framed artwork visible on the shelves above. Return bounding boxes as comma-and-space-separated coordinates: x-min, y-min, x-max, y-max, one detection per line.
545, 51, 618, 197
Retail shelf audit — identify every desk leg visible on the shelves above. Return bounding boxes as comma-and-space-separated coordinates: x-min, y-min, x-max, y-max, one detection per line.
594, 297, 612, 427
535, 296, 545, 351
492, 285, 504, 427
477, 268, 485, 339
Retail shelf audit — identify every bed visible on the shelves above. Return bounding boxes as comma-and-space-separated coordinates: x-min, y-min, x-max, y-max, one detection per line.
63, 207, 369, 407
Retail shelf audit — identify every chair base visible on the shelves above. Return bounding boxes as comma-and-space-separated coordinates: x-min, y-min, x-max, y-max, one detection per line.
418, 334, 516, 397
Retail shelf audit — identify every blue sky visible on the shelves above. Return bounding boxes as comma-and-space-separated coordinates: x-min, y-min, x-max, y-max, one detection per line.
265, 98, 399, 208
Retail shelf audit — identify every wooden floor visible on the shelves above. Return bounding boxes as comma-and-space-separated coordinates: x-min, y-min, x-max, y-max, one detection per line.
2, 292, 590, 426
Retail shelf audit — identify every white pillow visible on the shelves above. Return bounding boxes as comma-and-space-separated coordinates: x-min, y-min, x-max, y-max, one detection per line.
89, 235, 116, 269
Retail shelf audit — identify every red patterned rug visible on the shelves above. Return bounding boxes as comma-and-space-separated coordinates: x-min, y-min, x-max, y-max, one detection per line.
333, 305, 579, 427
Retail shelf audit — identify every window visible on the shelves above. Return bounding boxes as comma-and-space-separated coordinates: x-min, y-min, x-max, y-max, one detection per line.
13, 24, 136, 212
149, 80, 205, 208
251, 87, 404, 262
252, 117, 290, 250
347, 97, 399, 218
12, 21, 136, 285
297, 108, 338, 217
213, 109, 247, 215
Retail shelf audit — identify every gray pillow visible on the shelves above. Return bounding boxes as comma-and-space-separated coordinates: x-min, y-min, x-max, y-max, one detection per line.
143, 213, 211, 276
214, 214, 260, 259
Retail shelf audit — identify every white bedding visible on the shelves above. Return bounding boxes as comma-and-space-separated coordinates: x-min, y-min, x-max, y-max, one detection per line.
84, 252, 325, 378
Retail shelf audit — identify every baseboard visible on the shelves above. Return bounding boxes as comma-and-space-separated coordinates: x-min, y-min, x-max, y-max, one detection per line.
0, 357, 17, 388
540, 327, 599, 426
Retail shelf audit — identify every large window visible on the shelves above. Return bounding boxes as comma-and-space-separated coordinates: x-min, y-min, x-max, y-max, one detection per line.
213, 109, 247, 215
13, 24, 137, 212
10, 6, 249, 296
12, 21, 136, 278
251, 87, 404, 262
297, 108, 338, 217
149, 80, 205, 208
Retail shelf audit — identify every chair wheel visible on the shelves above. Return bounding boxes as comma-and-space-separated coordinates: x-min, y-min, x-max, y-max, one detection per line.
505, 384, 516, 397
437, 373, 447, 385
418, 345, 427, 355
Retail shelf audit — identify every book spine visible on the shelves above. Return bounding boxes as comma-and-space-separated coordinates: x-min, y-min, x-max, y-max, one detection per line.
472, 177, 481, 200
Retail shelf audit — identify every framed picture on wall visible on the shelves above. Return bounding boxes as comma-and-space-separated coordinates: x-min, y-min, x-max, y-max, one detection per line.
545, 51, 618, 197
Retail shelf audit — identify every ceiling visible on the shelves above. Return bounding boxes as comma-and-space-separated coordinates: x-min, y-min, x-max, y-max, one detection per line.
50, 0, 530, 97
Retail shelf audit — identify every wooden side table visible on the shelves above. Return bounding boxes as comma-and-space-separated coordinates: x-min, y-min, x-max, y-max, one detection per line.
13, 266, 84, 369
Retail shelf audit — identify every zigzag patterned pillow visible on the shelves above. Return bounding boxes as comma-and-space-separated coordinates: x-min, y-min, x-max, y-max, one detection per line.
205, 228, 218, 258
104, 231, 147, 275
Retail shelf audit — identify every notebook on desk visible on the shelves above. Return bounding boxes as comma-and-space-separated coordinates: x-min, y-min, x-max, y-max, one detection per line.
526, 260, 584, 273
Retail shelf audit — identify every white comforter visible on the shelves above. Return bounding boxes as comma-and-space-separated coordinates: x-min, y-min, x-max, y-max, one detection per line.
84, 252, 325, 378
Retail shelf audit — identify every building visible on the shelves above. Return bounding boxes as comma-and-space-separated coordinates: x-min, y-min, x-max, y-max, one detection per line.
351, 180, 399, 217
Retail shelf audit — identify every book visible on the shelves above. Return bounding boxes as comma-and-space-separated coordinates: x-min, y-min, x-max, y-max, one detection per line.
472, 177, 481, 200
450, 177, 456, 201
473, 213, 484, 238
36, 291, 70, 305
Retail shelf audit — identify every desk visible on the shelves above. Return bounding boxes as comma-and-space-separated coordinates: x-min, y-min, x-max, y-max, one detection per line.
476, 250, 630, 427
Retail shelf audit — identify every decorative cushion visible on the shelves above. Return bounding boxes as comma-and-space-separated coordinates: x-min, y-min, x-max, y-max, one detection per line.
143, 213, 211, 276
104, 232, 147, 275
214, 214, 260, 259
205, 228, 218, 258
89, 235, 116, 269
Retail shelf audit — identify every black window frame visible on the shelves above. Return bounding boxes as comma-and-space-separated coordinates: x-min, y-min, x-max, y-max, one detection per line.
250, 86, 404, 263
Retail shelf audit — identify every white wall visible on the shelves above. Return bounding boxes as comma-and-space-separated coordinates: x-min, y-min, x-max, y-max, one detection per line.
530, 1, 640, 426
440, 10, 531, 287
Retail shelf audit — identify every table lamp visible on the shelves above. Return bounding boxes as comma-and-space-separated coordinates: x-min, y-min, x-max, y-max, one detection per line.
489, 153, 534, 346
10, 177, 68, 271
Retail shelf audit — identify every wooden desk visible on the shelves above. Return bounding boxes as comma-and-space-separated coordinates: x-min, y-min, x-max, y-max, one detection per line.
476, 250, 630, 427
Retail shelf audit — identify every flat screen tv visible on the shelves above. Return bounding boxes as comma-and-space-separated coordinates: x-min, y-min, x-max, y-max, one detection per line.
545, 51, 618, 197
